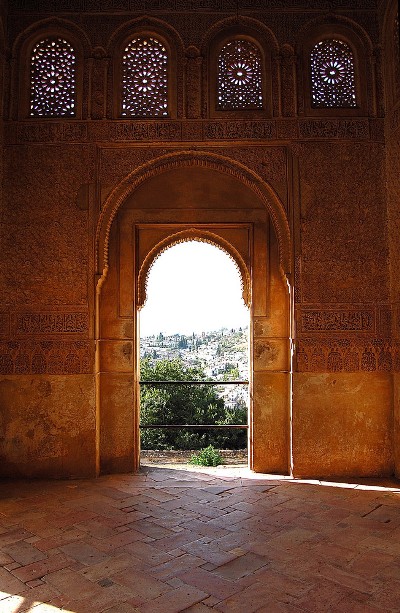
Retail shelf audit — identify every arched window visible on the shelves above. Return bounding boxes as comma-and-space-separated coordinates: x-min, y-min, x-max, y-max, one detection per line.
310, 39, 357, 108
121, 36, 168, 117
217, 38, 263, 110
30, 37, 76, 117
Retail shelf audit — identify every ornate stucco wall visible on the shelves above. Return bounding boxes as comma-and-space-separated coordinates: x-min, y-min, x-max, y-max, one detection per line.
0, 0, 397, 479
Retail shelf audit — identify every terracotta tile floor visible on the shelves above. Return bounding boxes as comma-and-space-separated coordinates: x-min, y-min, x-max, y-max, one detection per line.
1, 463, 400, 612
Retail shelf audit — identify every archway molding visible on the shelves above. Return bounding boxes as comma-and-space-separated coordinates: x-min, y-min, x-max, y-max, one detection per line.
137, 229, 251, 310
95, 150, 292, 283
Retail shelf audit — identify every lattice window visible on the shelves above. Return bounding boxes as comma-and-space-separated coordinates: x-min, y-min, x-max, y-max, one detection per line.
311, 39, 357, 108
217, 39, 263, 110
121, 36, 168, 117
30, 38, 76, 117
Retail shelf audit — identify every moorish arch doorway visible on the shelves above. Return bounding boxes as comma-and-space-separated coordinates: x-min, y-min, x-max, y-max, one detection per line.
95, 151, 291, 475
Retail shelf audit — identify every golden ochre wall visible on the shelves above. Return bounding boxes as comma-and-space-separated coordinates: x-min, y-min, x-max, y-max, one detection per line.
0, 0, 398, 479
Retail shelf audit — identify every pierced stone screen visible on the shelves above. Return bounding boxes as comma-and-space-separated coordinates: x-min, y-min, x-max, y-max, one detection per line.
217, 39, 263, 110
30, 38, 76, 117
121, 36, 168, 117
311, 39, 357, 108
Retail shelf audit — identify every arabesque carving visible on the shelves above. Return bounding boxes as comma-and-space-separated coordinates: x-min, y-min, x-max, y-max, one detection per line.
15, 312, 89, 335
96, 150, 292, 279
0, 341, 93, 375
297, 339, 400, 373
300, 309, 375, 333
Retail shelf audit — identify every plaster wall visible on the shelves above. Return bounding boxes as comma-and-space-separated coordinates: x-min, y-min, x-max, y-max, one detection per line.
0, 375, 96, 478
292, 372, 393, 478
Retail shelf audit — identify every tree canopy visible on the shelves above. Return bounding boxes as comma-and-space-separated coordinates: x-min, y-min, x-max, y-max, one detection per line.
140, 357, 247, 450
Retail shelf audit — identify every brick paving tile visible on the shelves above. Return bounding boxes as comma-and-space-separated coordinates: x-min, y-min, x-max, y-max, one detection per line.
59, 540, 109, 565
96, 527, 150, 552
3, 539, 48, 565
44, 567, 101, 599
175, 567, 244, 600
0, 565, 30, 596
180, 519, 231, 540
123, 540, 175, 566
312, 563, 376, 594
184, 604, 215, 612
34, 527, 87, 552
0, 528, 34, 547
148, 552, 205, 581
1, 467, 400, 611
213, 529, 257, 552
0, 551, 14, 565
3, 561, 22, 571
180, 537, 244, 566
25, 578, 44, 587
180, 502, 224, 520
211, 579, 284, 613
127, 519, 177, 540
308, 541, 357, 565
74, 519, 116, 540
62, 582, 139, 613
368, 581, 400, 611
149, 514, 189, 529
332, 602, 387, 613
79, 552, 139, 582
10, 552, 72, 582
295, 581, 357, 611
213, 551, 269, 580
138, 584, 209, 612
112, 566, 171, 602
103, 603, 140, 612
347, 550, 395, 577
151, 529, 205, 552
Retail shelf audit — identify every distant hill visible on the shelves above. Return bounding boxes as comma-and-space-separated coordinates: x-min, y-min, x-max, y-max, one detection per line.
140, 327, 249, 381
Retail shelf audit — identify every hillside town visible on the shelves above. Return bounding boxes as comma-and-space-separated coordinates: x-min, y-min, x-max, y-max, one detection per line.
140, 327, 249, 409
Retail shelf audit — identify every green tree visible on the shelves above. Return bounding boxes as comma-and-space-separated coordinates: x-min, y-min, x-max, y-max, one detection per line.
140, 357, 246, 450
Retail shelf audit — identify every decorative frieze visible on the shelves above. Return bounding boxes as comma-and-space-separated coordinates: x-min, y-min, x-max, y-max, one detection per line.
11, 122, 88, 143
296, 339, 400, 373
298, 119, 369, 140
4, 118, 378, 144
204, 121, 276, 140
9, 0, 378, 12
15, 312, 89, 336
300, 309, 375, 333
0, 341, 93, 375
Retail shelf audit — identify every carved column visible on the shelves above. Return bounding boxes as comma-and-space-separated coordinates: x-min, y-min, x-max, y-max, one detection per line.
185, 46, 202, 119
90, 47, 109, 120
373, 45, 384, 118
280, 45, 296, 117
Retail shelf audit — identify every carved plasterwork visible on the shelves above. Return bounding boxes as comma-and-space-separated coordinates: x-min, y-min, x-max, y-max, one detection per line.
96, 150, 291, 277
137, 229, 251, 309
15, 312, 89, 336
299, 309, 375, 333
8, 1, 380, 12
298, 141, 388, 304
4, 118, 379, 145
0, 340, 93, 374
297, 339, 400, 373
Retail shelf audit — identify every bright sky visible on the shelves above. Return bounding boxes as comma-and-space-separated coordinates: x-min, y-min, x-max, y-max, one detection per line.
139, 241, 249, 337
